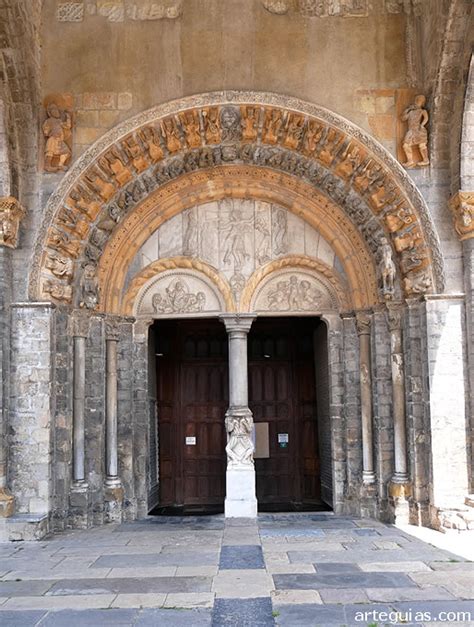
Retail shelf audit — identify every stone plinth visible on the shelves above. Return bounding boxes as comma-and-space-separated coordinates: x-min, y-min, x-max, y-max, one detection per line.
225, 468, 258, 518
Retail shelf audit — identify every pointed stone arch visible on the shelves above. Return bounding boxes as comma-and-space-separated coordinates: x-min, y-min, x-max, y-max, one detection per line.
29, 91, 445, 313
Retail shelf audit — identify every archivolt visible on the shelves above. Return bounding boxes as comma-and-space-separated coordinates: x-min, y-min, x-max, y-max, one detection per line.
29, 91, 445, 311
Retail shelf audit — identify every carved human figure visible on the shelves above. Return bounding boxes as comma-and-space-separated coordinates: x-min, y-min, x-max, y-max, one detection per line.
284, 114, 305, 150
450, 193, 474, 240
318, 128, 342, 166
43, 102, 72, 172
179, 110, 202, 148
220, 107, 241, 142
225, 413, 254, 466
0, 197, 25, 249
152, 280, 206, 313
161, 117, 182, 153
266, 275, 323, 311
263, 109, 283, 144
45, 252, 74, 281
384, 205, 415, 233
401, 95, 430, 168
84, 167, 116, 202
99, 148, 132, 187
68, 186, 102, 221
336, 144, 362, 180
139, 126, 164, 162
43, 279, 73, 302
121, 135, 149, 173
255, 215, 271, 265
48, 228, 81, 257
302, 120, 324, 156
222, 209, 253, 270
273, 208, 288, 255
202, 107, 221, 144
80, 263, 99, 309
183, 209, 198, 255
241, 106, 259, 141
379, 237, 396, 299
403, 270, 432, 295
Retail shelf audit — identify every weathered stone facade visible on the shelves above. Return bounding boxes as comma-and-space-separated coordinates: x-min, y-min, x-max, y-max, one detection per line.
0, 0, 473, 539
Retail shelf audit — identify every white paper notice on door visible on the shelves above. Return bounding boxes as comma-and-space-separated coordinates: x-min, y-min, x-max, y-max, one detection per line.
185, 436, 196, 445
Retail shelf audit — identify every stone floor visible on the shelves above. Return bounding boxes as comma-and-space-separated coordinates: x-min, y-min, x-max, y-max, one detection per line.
0, 513, 473, 626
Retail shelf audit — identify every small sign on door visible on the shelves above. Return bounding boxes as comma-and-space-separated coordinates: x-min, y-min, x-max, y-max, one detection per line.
278, 433, 289, 448
185, 436, 196, 445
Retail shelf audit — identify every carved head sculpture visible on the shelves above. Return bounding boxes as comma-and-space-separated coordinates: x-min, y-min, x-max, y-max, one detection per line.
221, 107, 239, 129
46, 103, 61, 119
414, 94, 426, 108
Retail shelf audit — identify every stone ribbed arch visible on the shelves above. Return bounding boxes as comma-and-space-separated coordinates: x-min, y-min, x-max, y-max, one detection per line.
29, 91, 445, 310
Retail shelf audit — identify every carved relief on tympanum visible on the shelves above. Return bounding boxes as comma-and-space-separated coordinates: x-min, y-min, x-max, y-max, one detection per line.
134, 269, 225, 317
449, 192, 474, 241
0, 196, 26, 249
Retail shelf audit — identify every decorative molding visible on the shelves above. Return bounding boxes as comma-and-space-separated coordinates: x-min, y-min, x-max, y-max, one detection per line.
29, 92, 444, 310
0, 197, 26, 249
449, 191, 474, 241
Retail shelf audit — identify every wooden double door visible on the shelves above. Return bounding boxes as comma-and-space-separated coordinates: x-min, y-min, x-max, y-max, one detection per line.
155, 317, 320, 511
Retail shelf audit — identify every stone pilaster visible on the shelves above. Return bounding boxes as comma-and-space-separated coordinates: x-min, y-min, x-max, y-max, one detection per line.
0, 247, 13, 517
220, 314, 257, 518
104, 316, 123, 522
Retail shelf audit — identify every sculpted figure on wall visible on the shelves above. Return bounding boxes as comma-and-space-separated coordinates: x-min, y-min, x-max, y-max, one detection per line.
400, 95, 430, 168
241, 106, 260, 141
222, 209, 253, 270
379, 237, 396, 300
266, 275, 324, 311
225, 411, 254, 467
45, 252, 74, 281
161, 117, 182, 153
152, 279, 206, 314
179, 110, 202, 148
449, 192, 474, 241
139, 126, 164, 162
0, 197, 26, 249
80, 263, 99, 309
43, 279, 73, 302
220, 107, 241, 143
202, 107, 221, 144
43, 102, 72, 173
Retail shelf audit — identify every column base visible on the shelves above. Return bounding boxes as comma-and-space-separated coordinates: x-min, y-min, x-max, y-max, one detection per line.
0, 487, 14, 518
69, 482, 89, 529
104, 482, 124, 523
388, 479, 412, 525
362, 471, 376, 485
225, 467, 257, 518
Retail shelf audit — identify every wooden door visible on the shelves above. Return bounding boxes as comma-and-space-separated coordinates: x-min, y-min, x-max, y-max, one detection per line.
248, 318, 320, 508
156, 319, 228, 509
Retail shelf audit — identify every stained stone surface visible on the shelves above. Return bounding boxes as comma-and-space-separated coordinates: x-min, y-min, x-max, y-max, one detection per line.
0, 514, 472, 626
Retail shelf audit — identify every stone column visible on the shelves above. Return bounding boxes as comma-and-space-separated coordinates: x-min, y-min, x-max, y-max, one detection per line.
386, 303, 411, 522
70, 311, 89, 527
355, 312, 375, 485
104, 317, 123, 522
220, 314, 257, 518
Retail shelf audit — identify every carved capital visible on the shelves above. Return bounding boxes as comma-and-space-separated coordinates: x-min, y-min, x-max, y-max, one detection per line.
105, 316, 121, 341
449, 191, 474, 241
220, 314, 256, 335
133, 317, 153, 342
355, 311, 371, 336
70, 310, 90, 337
0, 197, 26, 249
386, 303, 404, 331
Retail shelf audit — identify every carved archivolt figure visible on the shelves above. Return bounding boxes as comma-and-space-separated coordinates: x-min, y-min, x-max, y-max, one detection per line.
225, 412, 254, 467
80, 263, 99, 309
0, 197, 26, 249
45, 252, 74, 281
401, 95, 429, 168
379, 237, 396, 299
43, 279, 72, 302
43, 102, 72, 172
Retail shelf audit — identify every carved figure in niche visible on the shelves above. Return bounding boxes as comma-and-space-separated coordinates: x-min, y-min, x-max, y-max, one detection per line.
335, 143, 363, 180
369, 177, 398, 213
302, 120, 324, 156
221, 208, 253, 271
179, 110, 202, 148
284, 114, 305, 150
379, 237, 396, 300
152, 280, 206, 314
43, 279, 72, 302
57, 205, 89, 239
400, 247, 429, 274
384, 205, 415, 233
241, 106, 259, 141
80, 263, 99, 309
0, 197, 25, 249
354, 160, 383, 194
220, 107, 241, 142
68, 186, 102, 221
263, 108, 283, 144
225, 412, 254, 466
273, 208, 288, 255
403, 270, 432, 295
43, 102, 72, 172
183, 209, 198, 255
121, 135, 149, 173
255, 215, 271, 265
45, 252, 74, 281
202, 107, 221, 144
161, 117, 182, 153
99, 147, 133, 187
139, 126, 164, 162
393, 225, 422, 253
267, 275, 324, 311
48, 228, 81, 258
318, 128, 343, 166
401, 95, 429, 168
84, 167, 116, 202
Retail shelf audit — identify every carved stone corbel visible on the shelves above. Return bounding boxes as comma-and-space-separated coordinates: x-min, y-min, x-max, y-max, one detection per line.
449, 192, 474, 241
0, 197, 26, 249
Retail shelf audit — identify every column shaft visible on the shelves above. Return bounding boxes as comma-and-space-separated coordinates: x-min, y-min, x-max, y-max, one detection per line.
73, 335, 86, 485
356, 313, 375, 485
105, 338, 119, 484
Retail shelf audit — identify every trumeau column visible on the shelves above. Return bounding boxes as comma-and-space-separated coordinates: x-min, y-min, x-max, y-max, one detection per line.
386, 303, 411, 524
220, 314, 257, 518
355, 312, 376, 486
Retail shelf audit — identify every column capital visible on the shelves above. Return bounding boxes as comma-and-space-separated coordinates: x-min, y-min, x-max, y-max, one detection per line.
449, 191, 474, 241
355, 310, 372, 336
0, 196, 26, 249
220, 313, 256, 334
105, 315, 121, 341
70, 309, 91, 338
133, 317, 153, 342
386, 302, 404, 332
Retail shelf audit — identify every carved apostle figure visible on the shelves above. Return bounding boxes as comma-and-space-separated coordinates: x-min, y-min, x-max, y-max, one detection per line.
43, 103, 72, 172
379, 237, 396, 299
401, 95, 430, 168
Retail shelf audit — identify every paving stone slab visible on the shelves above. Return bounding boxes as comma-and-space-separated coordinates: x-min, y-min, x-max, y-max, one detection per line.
271, 589, 323, 604
46, 576, 212, 596
366, 586, 457, 602
0, 580, 54, 597
353, 528, 380, 536
318, 588, 370, 604
259, 528, 325, 538
266, 564, 316, 575
429, 561, 474, 571
93, 552, 218, 568
219, 545, 265, 569
212, 570, 274, 598
359, 560, 432, 572
273, 602, 346, 626
313, 562, 361, 574
36, 608, 140, 626
273, 572, 417, 589
0, 610, 47, 626
164, 592, 214, 608
105, 567, 177, 578
111, 593, 167, 608
135, 607, 212, 625
212, 597, 274, 626
3, 594, 116, 610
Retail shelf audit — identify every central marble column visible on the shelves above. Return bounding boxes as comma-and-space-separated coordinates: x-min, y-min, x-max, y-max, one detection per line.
220, 314, 257, 518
